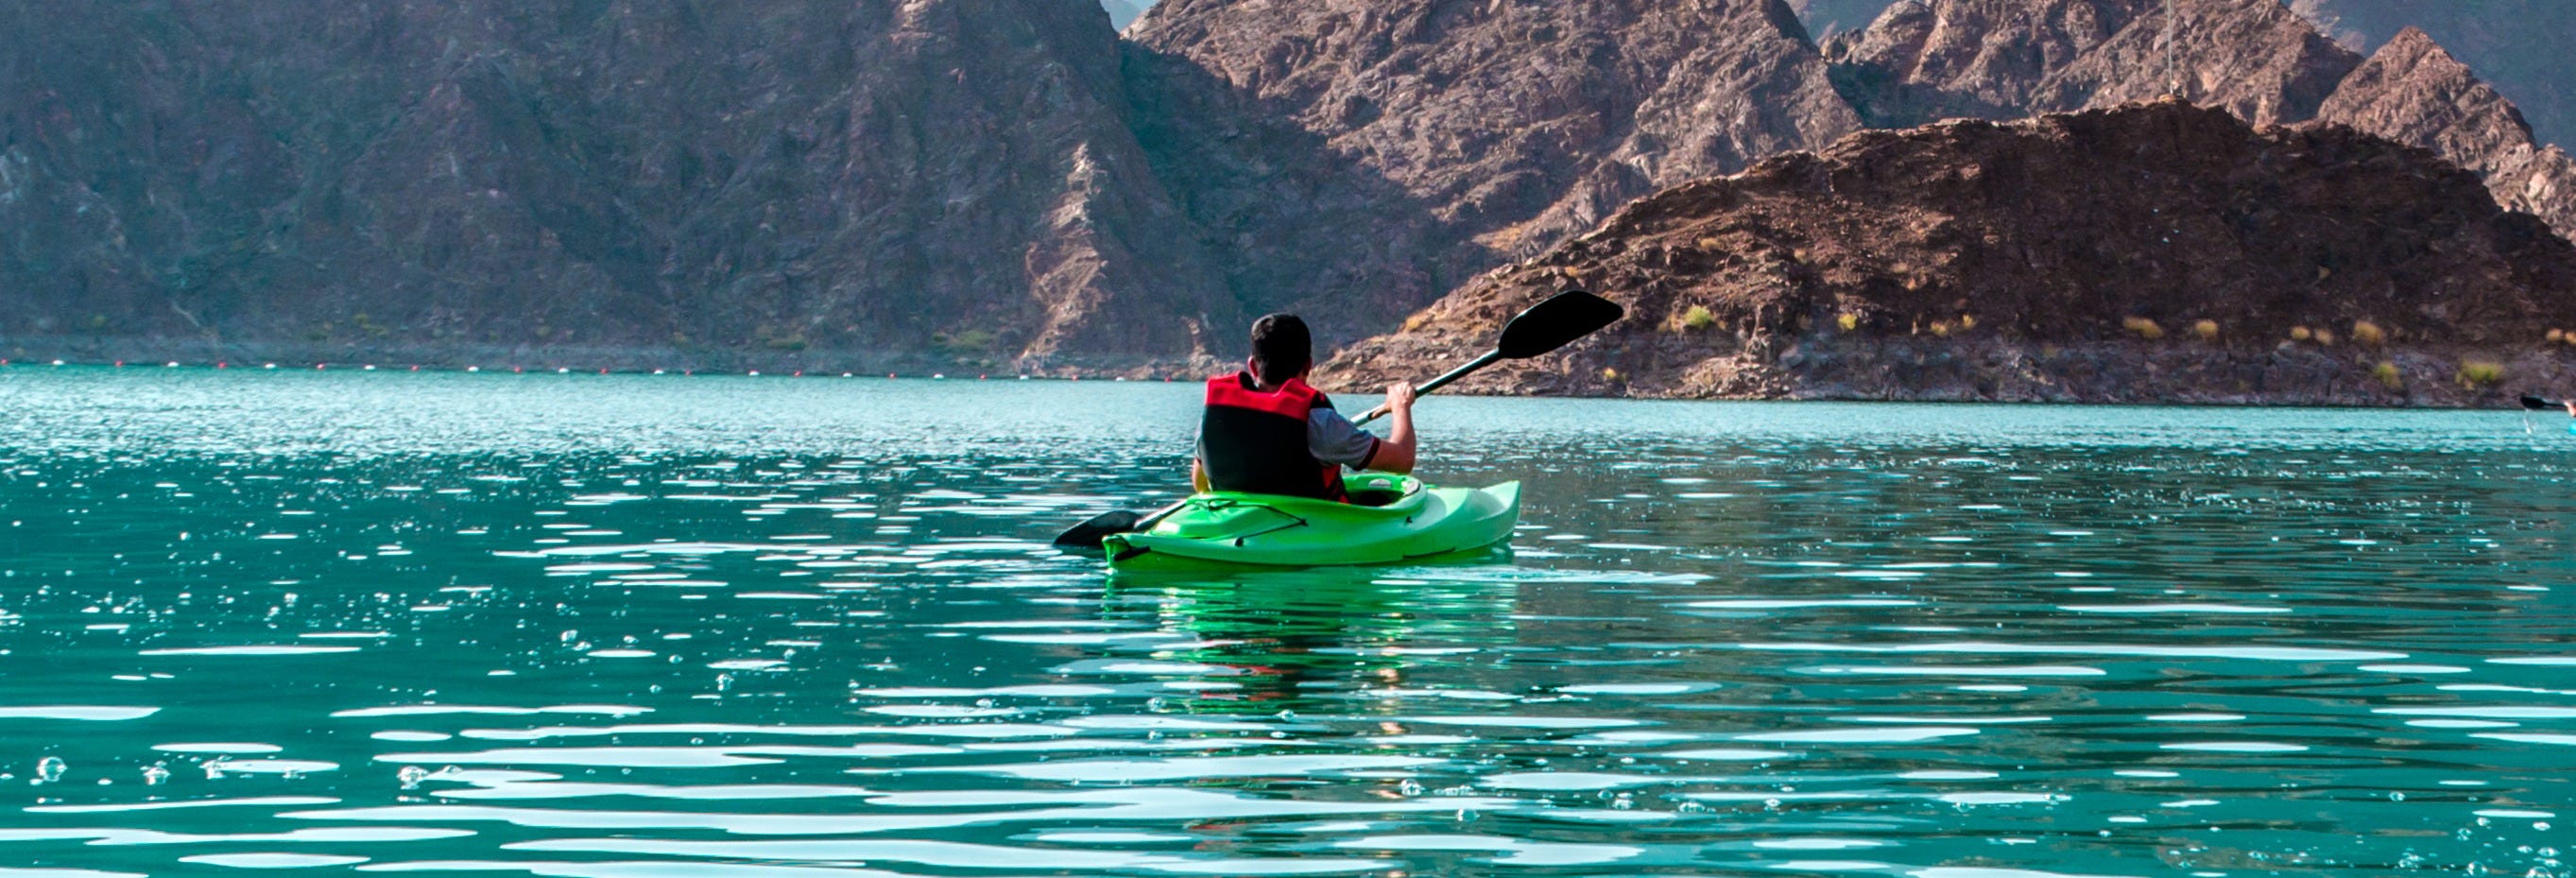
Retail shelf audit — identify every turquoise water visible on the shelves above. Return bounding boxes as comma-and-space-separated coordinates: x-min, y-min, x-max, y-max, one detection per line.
2, 368, 2572, 876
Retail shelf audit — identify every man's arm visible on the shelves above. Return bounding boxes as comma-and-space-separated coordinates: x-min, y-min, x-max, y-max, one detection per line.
1191, 457, 1211, 492
1364, 383, 1417, 474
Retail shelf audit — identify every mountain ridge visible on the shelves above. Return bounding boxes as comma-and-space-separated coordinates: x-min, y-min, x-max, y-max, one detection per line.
1, 0, 2569, 398
1320, 100, 2576, 405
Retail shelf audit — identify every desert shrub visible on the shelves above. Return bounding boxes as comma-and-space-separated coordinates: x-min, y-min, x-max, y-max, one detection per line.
2313, 328, 2337, 346
934, 328, 994, 355
2372, 361, 2402, 390
1836, 313, 1860, 332
2457, 359, 2505, 387
2290, 325, 2312, 342
1680, 305, 1714, 331
2121, 317, 2164, 340
2191, 319, 2219, 341
2353, 320, 2387, 346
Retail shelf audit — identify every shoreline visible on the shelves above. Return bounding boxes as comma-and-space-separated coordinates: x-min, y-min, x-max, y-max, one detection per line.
11, 334, 2569, 412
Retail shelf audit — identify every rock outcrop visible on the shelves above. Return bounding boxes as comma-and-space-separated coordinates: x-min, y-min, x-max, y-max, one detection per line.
0, 0, 1231, 369
2292, 0, 2576, 148
2314, 27, 2576, 245
1122, 0, 1861, 342
1824, 0, 2576, 244
1825, 0, 2362, 129
1321, 101, 2576, 405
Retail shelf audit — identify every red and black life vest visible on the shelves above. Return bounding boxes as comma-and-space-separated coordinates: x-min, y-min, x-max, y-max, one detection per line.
1201, 372, 1343, 500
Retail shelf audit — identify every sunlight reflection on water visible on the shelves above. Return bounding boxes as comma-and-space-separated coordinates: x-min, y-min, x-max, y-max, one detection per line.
0, 370, 2571, 875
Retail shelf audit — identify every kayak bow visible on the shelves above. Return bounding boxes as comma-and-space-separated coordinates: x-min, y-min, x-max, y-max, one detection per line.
1101, 473, 1520, 571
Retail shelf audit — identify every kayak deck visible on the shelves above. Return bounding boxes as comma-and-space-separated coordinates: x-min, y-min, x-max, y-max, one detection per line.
1102, 473, 1520, 571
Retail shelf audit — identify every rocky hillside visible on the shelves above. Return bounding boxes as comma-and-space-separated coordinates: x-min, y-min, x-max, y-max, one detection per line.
6, 0, 2572, 384
1321, 102, 2576, 405
0, 0, 1232, 368
2313, 28, 2576, 240
1825, 0, 2360, 129
1824, 0, 2576, 244
1122, 0, 1861, 341
2291, 0, 2576, 147
1799, 0, 2576, 147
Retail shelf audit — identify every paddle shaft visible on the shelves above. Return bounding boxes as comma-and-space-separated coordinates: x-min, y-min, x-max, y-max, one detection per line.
1352, 350, 1503, 426
1131, 498, 1191, 532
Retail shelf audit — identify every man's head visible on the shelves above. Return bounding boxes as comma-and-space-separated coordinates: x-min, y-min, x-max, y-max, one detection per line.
1247, 313, 1312, 386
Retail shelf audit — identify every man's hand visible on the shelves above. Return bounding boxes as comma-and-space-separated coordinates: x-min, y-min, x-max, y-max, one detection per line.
1383, 382, 1417, 414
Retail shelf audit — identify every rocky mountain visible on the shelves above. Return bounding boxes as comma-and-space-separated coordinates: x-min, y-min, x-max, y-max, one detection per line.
0, 0, 1231, 368
2314, 27, 2576, 242
1822, 0, 2576, 244
1121, 0, 1862, 343
2291, 0, 2576, 148
1321, 101, 2576, 405
1824, 0, 2361, 129
1796, 0, 2576, 147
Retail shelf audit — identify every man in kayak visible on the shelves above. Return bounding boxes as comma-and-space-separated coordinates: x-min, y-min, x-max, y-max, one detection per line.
1192, 314, 1417, 501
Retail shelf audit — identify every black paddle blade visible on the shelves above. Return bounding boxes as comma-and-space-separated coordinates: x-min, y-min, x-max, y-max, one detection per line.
1497, 290, 1624, 359
2523, 395, 2557, 411
1052, 509, 1142, 551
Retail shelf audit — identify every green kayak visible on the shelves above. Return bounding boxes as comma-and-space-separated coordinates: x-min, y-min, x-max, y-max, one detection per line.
1101, 473, 1520, 571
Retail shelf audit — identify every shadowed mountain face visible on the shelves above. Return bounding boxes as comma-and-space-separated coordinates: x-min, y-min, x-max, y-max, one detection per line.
1323, 101, 2576, 405
0, 0, 1230, 365
1122, 0, 1861, 344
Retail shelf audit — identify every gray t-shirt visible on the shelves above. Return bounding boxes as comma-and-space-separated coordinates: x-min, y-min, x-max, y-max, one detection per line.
1305, 405, 1383, 470
1194, 405, 1382, 471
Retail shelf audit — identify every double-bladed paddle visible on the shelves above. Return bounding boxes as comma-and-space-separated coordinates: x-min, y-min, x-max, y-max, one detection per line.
2521, 395, 2563, 411
1051, 289, 1625, 552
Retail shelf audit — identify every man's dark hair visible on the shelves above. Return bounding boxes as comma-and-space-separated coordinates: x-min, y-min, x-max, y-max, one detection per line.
1248, 313, 1312, 386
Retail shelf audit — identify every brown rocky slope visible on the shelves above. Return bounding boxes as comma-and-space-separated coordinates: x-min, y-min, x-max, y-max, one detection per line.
1322, 101, 2576, 405
1825, 0, 2361, 129
1824, 0, 2576, 245
2290, 0, 2576, 148
2313, 28, 2576, 246
1122, 0, 1861, 342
